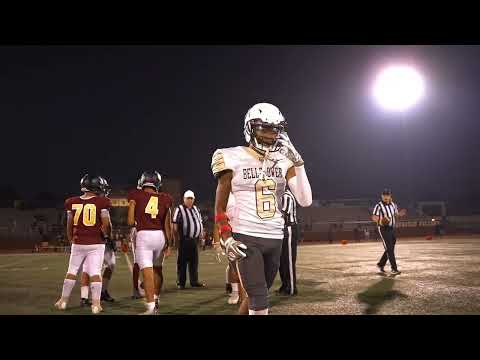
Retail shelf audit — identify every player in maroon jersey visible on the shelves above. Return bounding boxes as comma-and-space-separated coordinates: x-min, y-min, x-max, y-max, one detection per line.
127, 170, 173, 315
79, 176, 117, 306
128, 179, 145, 299
55, 174, 112, 314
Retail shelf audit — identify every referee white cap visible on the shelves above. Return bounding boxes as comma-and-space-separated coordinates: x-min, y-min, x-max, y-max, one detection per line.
184, 190, 195, 199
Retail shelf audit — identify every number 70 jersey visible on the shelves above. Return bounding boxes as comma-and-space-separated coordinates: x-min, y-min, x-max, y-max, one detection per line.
211, 146, 294, 240
65, 195, 112, 245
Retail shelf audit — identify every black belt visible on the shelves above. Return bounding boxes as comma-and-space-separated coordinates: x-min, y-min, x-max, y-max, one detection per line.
379, 225, 395, 230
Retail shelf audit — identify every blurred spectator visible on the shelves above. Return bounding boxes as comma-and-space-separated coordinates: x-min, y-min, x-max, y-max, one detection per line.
364, 228, 370, 241
201, 230, 206, 251
353, 227, 360, 242
328, 224, 334, 244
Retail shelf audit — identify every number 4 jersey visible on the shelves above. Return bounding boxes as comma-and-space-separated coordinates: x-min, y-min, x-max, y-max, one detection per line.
127, 189, 173, 232
65, 195, 112, 245
211, 146, 293, 239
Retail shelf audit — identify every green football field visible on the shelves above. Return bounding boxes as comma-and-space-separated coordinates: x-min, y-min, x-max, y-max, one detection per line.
1, 236, 480, 315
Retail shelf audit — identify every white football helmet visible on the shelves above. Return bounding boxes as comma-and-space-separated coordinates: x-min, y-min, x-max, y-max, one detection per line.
244, 103, 287, 153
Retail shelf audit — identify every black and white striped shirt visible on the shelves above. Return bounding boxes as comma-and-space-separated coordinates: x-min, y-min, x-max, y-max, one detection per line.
173, 204, 204, 238
282, 189, 297, 225
373, 201, 398, 227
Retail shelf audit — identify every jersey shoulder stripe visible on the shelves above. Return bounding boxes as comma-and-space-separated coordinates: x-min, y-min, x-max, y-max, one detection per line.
211, 146, 243, 177
211, 149, 227, 176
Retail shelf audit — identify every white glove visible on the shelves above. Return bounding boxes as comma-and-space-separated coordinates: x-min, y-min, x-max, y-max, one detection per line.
277, 133, 304, 167
221, 237, 247, 262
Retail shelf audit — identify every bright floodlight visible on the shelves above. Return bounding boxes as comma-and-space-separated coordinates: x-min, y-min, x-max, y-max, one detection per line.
373, 65, 425, 112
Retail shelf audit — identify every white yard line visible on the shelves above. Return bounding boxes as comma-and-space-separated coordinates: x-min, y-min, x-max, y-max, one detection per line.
0, 260, 32, 269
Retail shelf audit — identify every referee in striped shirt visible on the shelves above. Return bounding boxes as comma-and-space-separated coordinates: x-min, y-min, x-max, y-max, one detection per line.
372, 189, 407, 276
277, 188, 299, 296
173, 190, 206, 289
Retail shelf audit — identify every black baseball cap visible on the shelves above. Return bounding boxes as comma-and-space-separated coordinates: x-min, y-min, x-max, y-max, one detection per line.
382, 188, 392, 195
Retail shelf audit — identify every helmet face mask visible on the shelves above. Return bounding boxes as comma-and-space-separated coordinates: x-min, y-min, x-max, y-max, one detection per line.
252, 120, 286, 149
99, 176, 111, 197
244, 103, 287, 153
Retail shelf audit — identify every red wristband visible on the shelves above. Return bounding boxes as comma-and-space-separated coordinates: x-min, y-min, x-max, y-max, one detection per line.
219, 224, 232, 235
215, 213, 229, 223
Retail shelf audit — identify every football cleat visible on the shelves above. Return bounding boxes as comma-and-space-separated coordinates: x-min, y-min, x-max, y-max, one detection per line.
131, 290, 143, 299
191, 282, 206, 288
91, 304, 103, 314
139, 307, 156, 315
275, 288, 287, 295
54, 299, 67, 311
101, 290, 115, 302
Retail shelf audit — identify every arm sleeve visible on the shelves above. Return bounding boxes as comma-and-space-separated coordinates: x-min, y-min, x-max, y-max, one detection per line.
287, 165, 312, 207
373, 204, 380, 216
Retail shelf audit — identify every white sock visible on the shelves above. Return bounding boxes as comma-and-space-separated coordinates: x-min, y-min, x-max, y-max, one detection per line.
102, 277, 110, 292
80, 286, 89, 299
90, 282, 102, 302
248, 309, 269, 315
61, 279, 76, 299
146, 302, 155, 311
231, 283, 239, 293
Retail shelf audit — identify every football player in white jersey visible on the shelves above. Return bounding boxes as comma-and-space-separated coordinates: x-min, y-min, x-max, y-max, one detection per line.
211, 102, 312, 315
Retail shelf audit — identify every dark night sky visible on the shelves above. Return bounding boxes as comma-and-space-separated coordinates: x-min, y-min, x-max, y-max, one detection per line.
1, 45, 479, 210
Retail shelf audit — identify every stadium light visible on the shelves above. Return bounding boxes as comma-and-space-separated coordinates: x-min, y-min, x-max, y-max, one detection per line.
372, 65, 425, 112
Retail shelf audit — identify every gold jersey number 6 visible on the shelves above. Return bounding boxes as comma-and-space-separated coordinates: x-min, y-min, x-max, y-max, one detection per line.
255, 179, 277, 219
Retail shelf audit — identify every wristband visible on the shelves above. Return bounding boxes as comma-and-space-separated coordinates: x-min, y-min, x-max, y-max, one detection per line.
215, 213, 229, 223
219, 224, 232, 235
